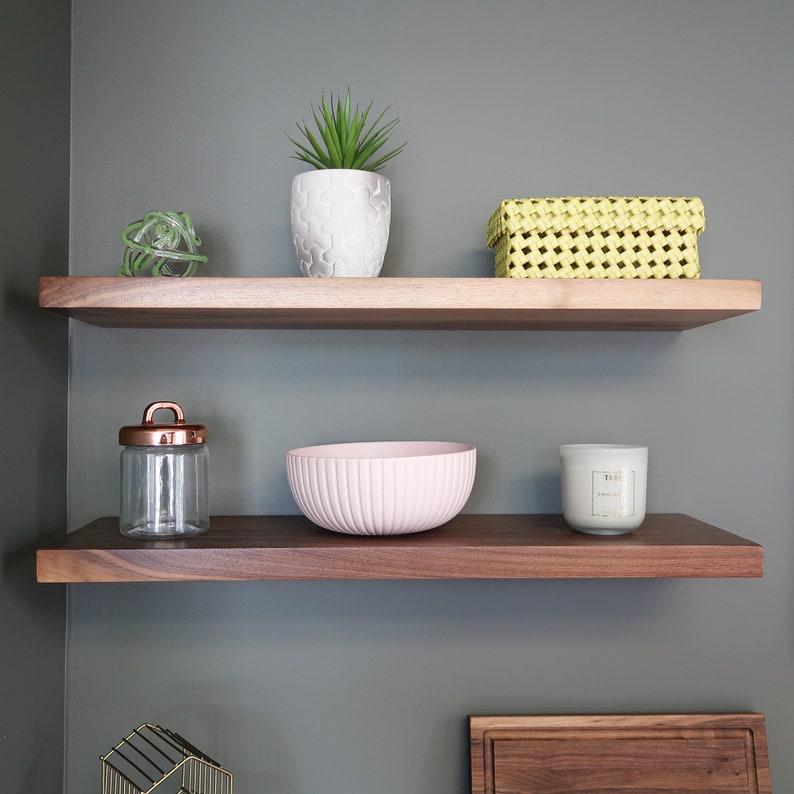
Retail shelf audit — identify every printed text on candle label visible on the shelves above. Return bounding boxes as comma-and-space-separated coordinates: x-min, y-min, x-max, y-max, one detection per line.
592, 470, 635, 517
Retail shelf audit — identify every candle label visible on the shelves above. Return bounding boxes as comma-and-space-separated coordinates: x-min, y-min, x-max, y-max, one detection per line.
592, 469, 635, 517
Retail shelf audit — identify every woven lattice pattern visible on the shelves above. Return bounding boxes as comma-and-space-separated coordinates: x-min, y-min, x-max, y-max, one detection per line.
488, 197, 705, 279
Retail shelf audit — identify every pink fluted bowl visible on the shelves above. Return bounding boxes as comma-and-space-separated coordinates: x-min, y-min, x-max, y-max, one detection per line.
286, 441, 476, 535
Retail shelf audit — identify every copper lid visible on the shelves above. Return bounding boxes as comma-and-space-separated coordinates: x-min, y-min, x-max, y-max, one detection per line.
119, 401, 207, 446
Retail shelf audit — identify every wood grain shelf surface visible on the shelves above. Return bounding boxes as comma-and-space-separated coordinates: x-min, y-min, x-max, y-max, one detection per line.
38, 276, 762, 330
469, 713, 772, 794
36, 514, 763, 583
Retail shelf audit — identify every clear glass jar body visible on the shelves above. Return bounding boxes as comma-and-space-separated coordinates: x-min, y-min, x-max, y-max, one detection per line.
120, 443, 209, 538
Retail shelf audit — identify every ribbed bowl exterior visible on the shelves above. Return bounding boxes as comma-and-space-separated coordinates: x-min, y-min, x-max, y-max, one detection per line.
286, 441, 476, 535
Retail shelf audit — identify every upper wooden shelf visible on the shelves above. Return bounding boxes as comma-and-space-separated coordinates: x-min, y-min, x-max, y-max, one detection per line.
36, 514, 763, 583
38, 277, 761, 331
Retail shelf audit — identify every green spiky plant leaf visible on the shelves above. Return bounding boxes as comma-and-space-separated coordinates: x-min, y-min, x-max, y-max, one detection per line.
288, 89, 406, 172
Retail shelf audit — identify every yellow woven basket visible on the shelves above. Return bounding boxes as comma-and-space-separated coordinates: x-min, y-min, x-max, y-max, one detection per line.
488, 196, 705, 279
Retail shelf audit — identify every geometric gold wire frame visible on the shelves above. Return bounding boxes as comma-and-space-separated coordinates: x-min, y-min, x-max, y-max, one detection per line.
101, 724, 233, 794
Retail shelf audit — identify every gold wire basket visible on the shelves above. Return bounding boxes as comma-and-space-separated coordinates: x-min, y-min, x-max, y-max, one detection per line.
488, 196, 705, 279
101, 723, 233, 794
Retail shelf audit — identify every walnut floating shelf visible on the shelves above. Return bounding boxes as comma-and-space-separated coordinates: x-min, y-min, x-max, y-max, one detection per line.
36, 514, 763, 583
38, 277, 761, 331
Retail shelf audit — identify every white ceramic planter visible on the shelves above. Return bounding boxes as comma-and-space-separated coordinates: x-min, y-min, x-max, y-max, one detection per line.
290, 169, 391, 277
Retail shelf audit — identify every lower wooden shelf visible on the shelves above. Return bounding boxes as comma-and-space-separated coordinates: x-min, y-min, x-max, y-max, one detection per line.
36, 514, 763, 582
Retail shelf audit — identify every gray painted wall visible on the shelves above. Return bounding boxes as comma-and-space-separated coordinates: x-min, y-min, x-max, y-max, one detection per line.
0, 2, 70, 792
67, 1, 793, 792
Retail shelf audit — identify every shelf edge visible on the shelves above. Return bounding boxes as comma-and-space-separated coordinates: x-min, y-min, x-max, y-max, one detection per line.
36, 514, 764, 583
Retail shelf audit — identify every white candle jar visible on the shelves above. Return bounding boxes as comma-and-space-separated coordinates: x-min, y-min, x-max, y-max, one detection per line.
560, 444, 648, 535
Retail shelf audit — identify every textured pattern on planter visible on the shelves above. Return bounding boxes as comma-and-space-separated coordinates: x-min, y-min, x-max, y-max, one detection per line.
290, 170, 391, 277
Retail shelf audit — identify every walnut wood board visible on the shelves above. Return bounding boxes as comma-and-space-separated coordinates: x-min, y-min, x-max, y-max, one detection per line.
38, 277, 761, 330
469, 713, 771, 794
36, 514, 763, 583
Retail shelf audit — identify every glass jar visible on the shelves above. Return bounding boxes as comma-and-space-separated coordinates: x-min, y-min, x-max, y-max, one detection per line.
119, 401, 209, 538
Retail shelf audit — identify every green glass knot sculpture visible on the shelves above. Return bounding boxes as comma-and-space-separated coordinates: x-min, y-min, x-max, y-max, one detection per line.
120, 210, 207, 276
